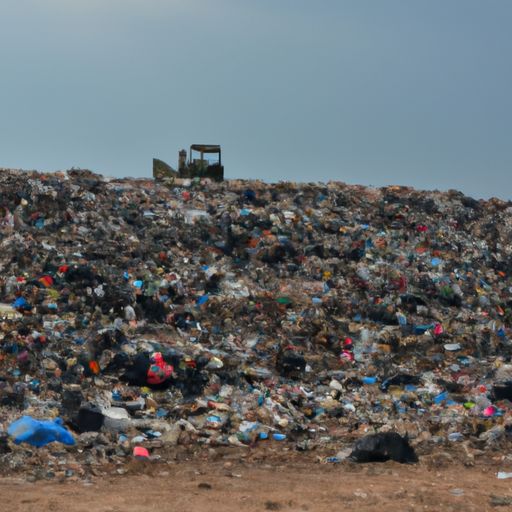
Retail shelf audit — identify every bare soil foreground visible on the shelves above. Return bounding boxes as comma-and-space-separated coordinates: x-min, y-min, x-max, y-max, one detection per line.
2, 456, 512, 512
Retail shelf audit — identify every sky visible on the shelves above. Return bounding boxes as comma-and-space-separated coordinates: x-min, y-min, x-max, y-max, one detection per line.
0, 0, 510, 200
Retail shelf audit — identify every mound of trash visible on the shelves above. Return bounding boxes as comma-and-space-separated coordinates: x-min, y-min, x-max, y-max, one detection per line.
1, 167, 512, 477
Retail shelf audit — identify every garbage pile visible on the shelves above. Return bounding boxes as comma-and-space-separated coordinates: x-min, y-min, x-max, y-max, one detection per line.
1, 167, 512, 477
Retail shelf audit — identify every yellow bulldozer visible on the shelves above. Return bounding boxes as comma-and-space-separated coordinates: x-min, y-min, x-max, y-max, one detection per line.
153, 144, 224, 182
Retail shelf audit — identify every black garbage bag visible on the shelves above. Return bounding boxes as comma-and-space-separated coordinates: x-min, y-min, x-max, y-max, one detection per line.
493, 382, 512, 401
381, 374, 421, 391
349, 432, 418, 464
275, 346, 306, 376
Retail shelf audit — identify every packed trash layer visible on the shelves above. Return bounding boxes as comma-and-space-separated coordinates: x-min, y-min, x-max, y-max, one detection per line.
1, 167, 512, 477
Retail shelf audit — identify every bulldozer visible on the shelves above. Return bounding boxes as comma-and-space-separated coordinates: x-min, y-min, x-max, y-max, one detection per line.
153, 144, 224, 182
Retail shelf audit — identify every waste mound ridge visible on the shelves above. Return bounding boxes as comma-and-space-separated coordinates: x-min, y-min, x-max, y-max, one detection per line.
0, 167, 512, 477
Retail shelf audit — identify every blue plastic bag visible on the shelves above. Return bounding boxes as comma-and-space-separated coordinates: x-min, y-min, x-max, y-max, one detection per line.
12, 297, 28, 308
8, 416, 75, 447
196, 295, 209, 307
434, 392, 448, 404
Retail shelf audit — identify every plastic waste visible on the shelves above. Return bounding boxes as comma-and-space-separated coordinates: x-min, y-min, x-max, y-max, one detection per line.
8, 416, 75, 447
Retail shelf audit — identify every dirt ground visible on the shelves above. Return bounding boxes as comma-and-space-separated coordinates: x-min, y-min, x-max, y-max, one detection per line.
2, 456, 512, 512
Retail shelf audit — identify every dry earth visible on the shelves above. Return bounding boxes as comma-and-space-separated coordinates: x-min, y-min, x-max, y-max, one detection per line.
2, 456, 512, 512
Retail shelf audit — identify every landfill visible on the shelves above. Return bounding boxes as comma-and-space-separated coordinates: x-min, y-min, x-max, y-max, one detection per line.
1, 167, 512, 479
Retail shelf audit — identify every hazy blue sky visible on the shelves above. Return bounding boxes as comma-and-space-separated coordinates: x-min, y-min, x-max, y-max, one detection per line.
0, 1, 510, 199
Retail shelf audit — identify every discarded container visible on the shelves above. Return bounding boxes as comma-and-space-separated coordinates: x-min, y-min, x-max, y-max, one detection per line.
133, 446, 150, 459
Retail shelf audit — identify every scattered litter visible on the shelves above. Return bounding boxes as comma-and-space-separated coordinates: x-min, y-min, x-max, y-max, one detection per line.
0, 168, 510, 479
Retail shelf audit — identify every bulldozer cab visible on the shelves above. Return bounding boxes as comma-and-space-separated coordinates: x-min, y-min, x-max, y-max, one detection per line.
189, 144, 221, 167
185, 144, 223, 181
